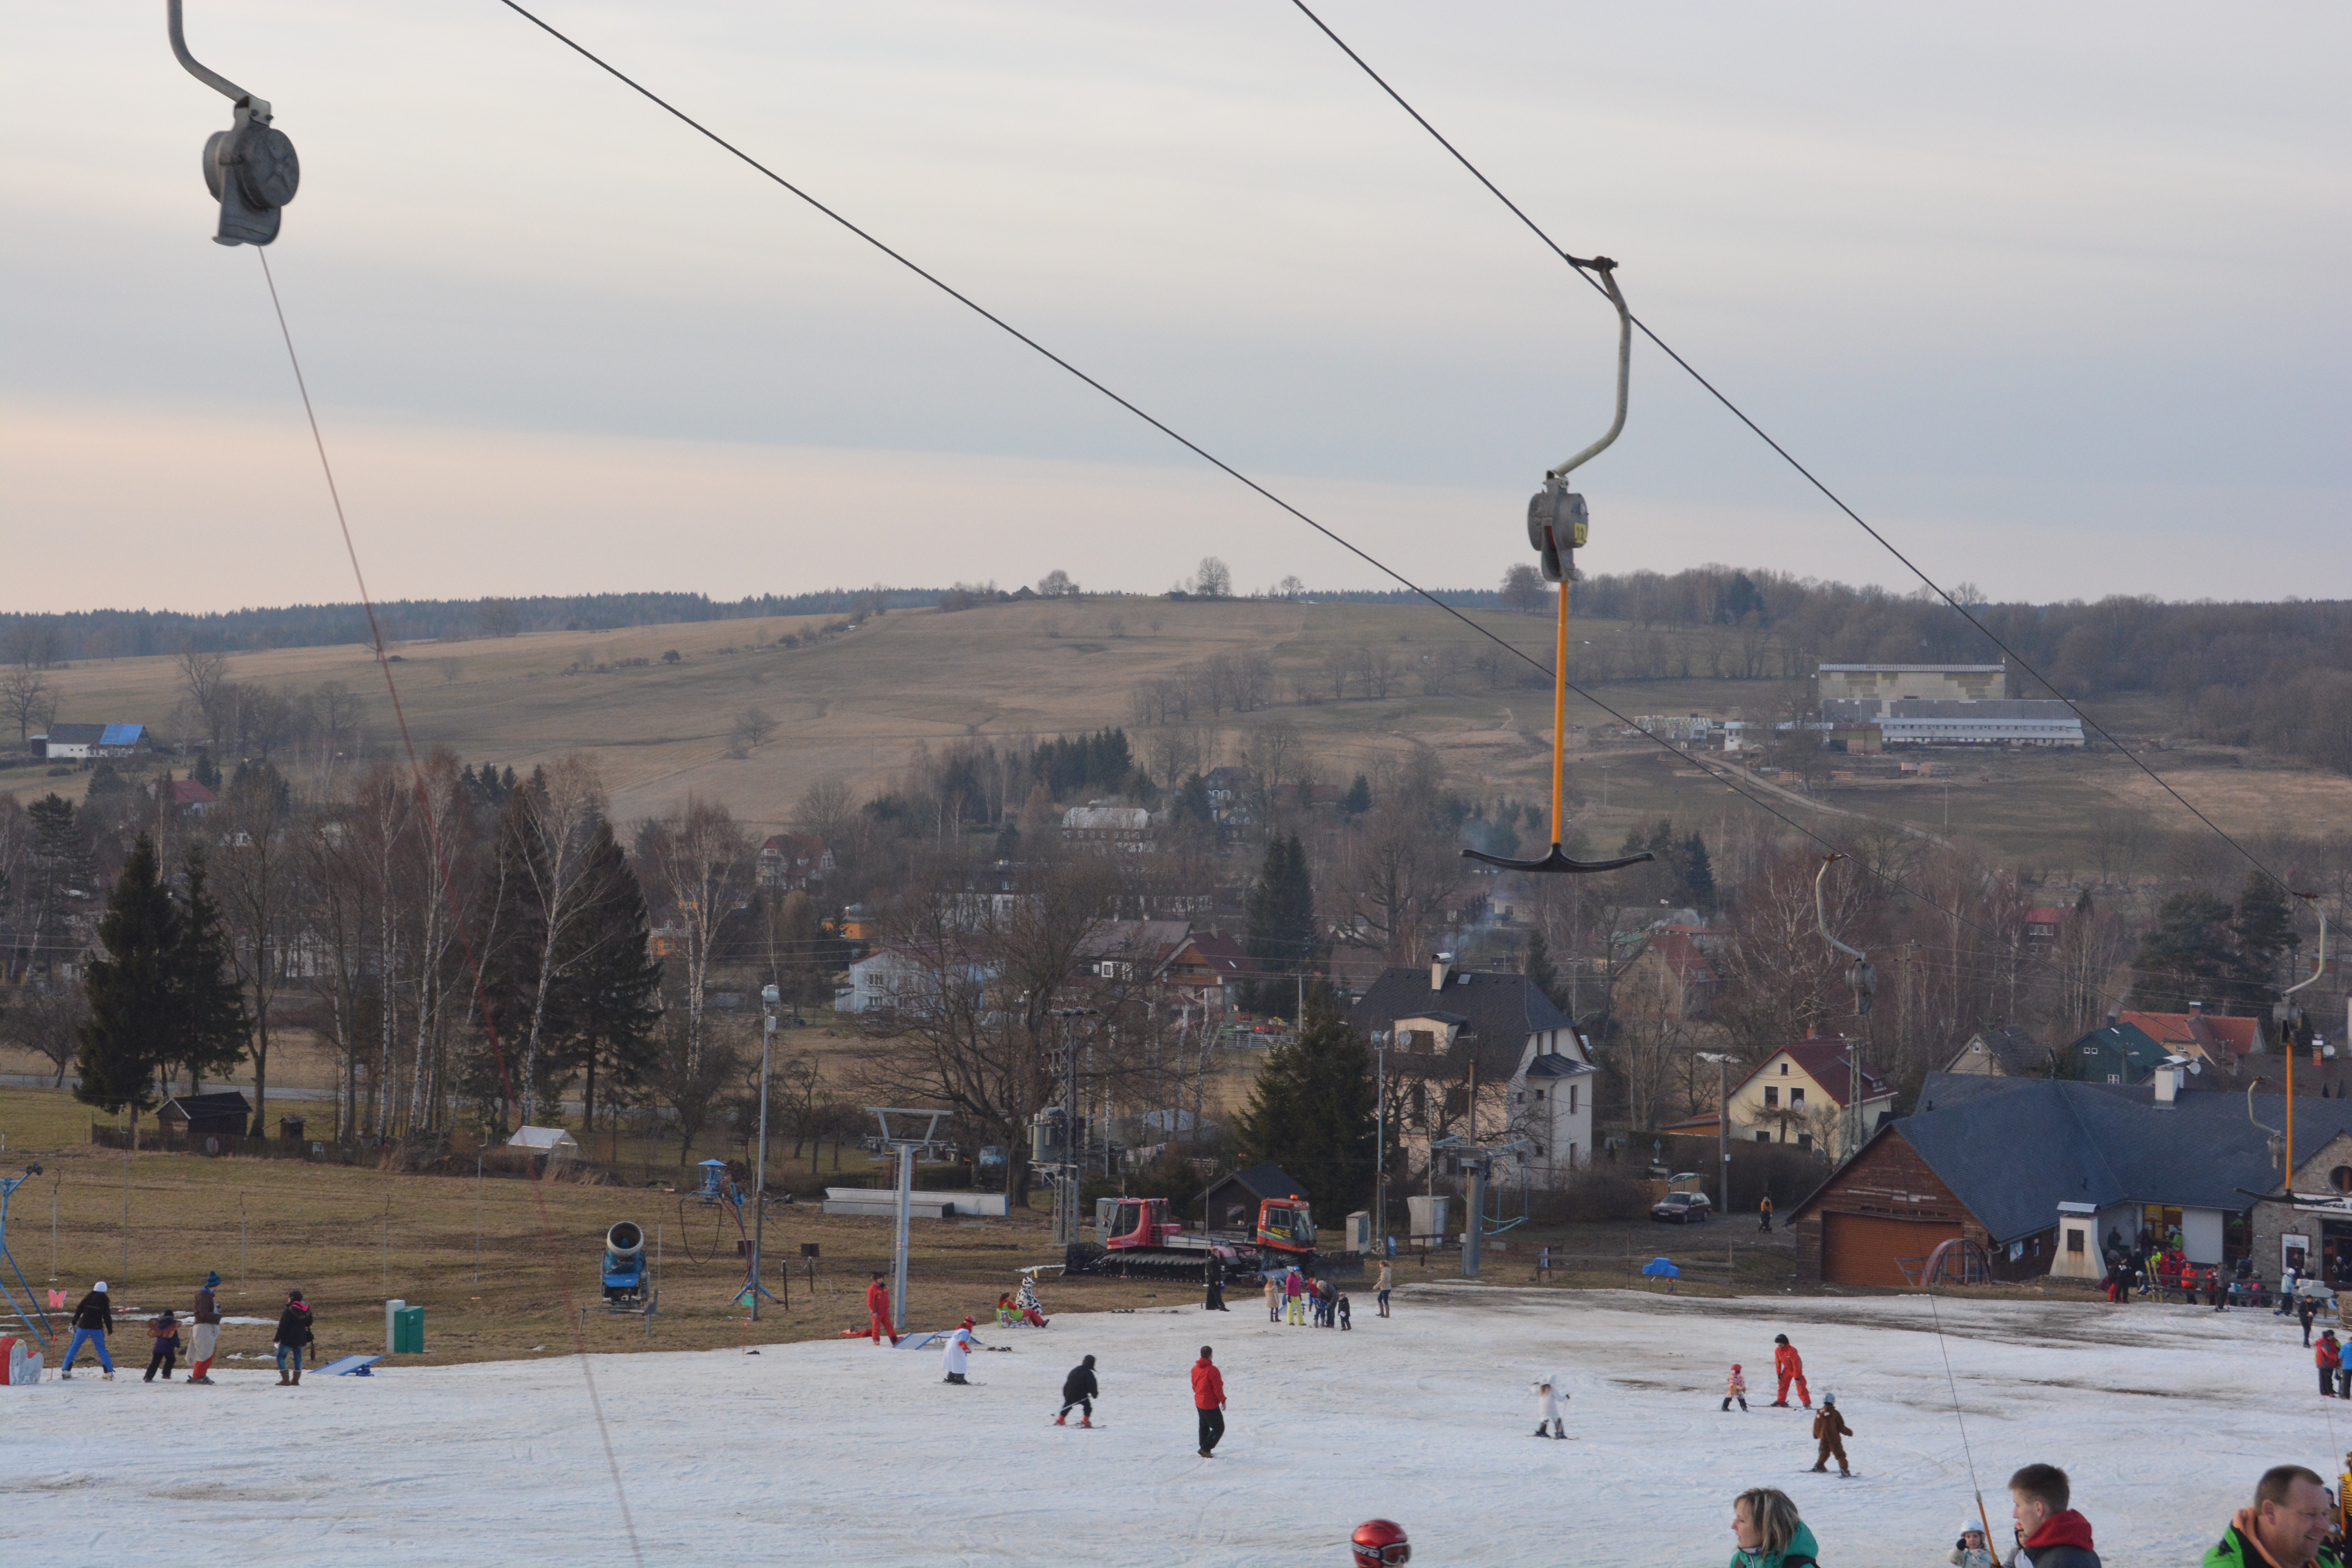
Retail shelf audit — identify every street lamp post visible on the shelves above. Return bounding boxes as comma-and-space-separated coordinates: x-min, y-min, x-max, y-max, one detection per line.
751, 984, 778, 1322
1696, 1052, 1733, 1216
1373, 1032, 1390, 1251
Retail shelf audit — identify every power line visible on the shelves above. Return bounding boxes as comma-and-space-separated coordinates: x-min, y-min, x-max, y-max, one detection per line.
1283, 0, 2294, 897
487, 0, 2008, 947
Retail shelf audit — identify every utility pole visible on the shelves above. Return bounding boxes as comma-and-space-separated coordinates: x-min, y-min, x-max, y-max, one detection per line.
751, 985, 777, 1321
1697, 1052, 1733, 1214
1373, 1033, 1390, 1249
1045, 1008, 1098, 1247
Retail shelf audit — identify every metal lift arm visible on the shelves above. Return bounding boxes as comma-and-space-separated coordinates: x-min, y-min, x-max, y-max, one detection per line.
168, 0, 269, 119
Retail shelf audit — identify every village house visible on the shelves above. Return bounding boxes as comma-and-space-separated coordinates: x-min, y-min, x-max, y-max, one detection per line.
1349, 954, 1593, 1184
1789, 1067, 2352, 1289
1160, 929, 1254, 1010
2120, 1003, 2264, 1067
1726, 1038, 1895, 1160
31, 722, 149, 760
1060, 805, 1153, 852
755, 833, 833, 891
1942, 1024, 2053, 1079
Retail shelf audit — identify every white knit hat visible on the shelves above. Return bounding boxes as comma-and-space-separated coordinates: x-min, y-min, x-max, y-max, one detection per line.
94, 1279, 108, 1292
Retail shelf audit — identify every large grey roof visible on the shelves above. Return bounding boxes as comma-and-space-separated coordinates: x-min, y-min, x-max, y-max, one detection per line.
1897, 1072, 2352, 1244
1350, 967, 1579, 1080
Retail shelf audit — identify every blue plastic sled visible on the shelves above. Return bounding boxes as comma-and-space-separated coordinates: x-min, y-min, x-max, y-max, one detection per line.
315, 1354, 384, 1377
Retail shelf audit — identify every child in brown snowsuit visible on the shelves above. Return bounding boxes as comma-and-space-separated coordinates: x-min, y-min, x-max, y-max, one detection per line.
1809, 1392, 1852, 1475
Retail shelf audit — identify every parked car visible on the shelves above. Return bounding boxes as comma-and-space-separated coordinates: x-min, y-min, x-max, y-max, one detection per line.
1650, 1191, 1713, 1225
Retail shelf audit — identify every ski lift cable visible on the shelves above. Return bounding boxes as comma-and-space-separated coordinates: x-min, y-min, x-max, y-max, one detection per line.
1282, 0, 2298, 901
485, 0, 2014, 945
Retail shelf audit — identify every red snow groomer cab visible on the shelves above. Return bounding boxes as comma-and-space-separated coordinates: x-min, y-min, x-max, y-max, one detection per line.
1071, 1195, 1318, 1281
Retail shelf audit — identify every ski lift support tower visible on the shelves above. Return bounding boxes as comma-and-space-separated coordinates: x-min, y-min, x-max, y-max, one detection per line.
1427, 1134, 1530, 1281
868, 1107, 950, 1334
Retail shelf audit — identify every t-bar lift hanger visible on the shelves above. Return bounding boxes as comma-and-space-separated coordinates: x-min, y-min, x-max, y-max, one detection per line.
1463, 256, 1655, 877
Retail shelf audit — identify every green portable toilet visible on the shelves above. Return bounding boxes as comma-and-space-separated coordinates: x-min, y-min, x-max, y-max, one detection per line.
392, 1305, 424, 1354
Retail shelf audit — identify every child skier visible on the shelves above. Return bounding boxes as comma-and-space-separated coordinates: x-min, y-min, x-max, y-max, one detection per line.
995, 1294, 1019, 1328
144, 1309, 183, 1383
1285, 1268, 1307, 1325
1055, 1354, 1098, 1426
1722, 1363, 1749, 1412
941, 1317, 981, 1385
1336, 1292, 1352, 1330
1949, 1520, 1996, 1568
1532, 1374, 1568, 1439
1265, 1272, 1282, 1322
1809, 1392, 1852, 1475
1017, 1275, 1050, 1328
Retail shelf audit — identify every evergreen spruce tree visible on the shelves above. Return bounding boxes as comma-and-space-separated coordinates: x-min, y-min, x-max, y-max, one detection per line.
1524, 928, 1564, 1011
1681, 832, 1716, 910
1230, 991, 1378, 1215
2127, 891, 2238, 1012
1340, 774, 1372, 817
1243, 835, 1318, 1019
552, 818, 664, 1136
470, 790, 551, 1131
74, 836, 181, 1147
172, 845, 251, 1095
2230, 873, 2300, 1013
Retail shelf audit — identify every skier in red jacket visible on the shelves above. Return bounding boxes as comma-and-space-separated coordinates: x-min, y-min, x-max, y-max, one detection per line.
1192, 1345, 1227, 1457
1771, 1334, 1811, 1408
866, 1272, 900, 1347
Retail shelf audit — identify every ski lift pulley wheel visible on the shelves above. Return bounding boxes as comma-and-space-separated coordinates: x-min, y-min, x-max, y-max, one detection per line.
1463, 257, 1652, 879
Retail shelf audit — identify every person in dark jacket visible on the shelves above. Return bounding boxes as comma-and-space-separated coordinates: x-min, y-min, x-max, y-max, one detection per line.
60, 1280, 116, 1380
2201, 1465, 2344, 1568
274, 1289, 315, 1386
2299, 1293, 2320, 1346
2010, 1463, 2100, 1568
1056, 1353, 1099, 1427
189, 1270, 223, 1384
144, 1310, 184, 1382
1203, 1253, 1227, 1312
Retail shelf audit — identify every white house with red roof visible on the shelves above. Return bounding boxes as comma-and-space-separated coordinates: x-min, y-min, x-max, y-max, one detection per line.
1726, 1036, 1896, 1160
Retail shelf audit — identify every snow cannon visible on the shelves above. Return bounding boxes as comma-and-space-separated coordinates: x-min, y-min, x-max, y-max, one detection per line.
602, 1220, 648, 1311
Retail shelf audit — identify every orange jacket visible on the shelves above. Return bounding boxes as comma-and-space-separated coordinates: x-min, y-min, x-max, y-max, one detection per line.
1191, 1358, 1226, 1410
1775, 1343, 1803, 1379
865, 1280, 890, 1317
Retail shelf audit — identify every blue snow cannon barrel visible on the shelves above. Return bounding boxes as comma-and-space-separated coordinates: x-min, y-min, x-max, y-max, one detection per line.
603, 1221, 647, 1309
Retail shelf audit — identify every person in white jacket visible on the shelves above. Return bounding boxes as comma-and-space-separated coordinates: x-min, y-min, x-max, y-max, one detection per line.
942, 1317, 981, 1384
1533, 1374, 1569, 1439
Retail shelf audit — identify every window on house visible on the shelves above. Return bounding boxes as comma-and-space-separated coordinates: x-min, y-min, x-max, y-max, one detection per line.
1533, 1143, 1544, 1158
1755, 1131, 1772, 1143
1763, 1087, 1779, 1108
2332, 1167, 2352, 1194
1779, 1063, 1789, 1075
1789, 1088, 1805, 1107
1796, 1133, 1813, 1151
1533, 1088, 1546, 1102
1568, 1086, 1578, 1115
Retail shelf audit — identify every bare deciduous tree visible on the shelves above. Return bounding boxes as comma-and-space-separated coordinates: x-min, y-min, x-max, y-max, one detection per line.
641, 794, 750, 1073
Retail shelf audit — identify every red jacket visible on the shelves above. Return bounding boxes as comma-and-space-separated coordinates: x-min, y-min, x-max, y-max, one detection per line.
2318, 1339, 2341, 1371
2021, 1509, 2096, 1557
865, 1280, 889, 1317
1775, 1343, 1802, 1379
1191, 1358, 1226, 1410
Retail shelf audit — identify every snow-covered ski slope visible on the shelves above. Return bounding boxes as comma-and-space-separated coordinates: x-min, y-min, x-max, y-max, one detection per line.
3, 1285, 2333, 1565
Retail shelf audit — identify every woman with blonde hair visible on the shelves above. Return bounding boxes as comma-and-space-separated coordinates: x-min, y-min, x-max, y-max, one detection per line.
1728, 1487, 1820, 1568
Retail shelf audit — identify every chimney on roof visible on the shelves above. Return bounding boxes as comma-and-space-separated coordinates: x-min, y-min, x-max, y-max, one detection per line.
2107, 1007, 2120, 1027
2189, 1000, 2203, 1017
1430, 953, 1454, 992
2154, 1059, 2183, 1107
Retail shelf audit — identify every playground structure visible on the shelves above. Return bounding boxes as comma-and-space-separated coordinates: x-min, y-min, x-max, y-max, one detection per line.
0, 1165, 53, 1350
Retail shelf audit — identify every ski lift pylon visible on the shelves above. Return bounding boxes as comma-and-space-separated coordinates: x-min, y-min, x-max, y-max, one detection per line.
1463, 257, 1654, 878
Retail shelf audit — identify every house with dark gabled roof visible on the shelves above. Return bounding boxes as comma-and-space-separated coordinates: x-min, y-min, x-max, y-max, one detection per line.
1943, 1024, 2053, 1079
1789, 1068, 2352, 1289
1348, 953, 1594, 1183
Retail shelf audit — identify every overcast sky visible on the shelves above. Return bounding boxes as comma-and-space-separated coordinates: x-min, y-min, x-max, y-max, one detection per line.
3, 1, 2344, 615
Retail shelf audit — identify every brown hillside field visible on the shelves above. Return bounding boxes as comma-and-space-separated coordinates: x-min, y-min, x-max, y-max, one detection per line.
8, 598, 2348, 869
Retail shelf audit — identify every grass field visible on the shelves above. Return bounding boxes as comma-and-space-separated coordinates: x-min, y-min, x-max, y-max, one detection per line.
0, 1074, 1806, 1372
8, 597, 2348, 871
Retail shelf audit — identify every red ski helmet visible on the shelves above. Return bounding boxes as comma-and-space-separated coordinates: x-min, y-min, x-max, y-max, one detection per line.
1732, 1364, 1742, 1372
1351, 1520, 1410, 1566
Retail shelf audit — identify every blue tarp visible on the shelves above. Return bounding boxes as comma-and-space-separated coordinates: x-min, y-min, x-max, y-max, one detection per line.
1641, 1257, 1680, 1278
